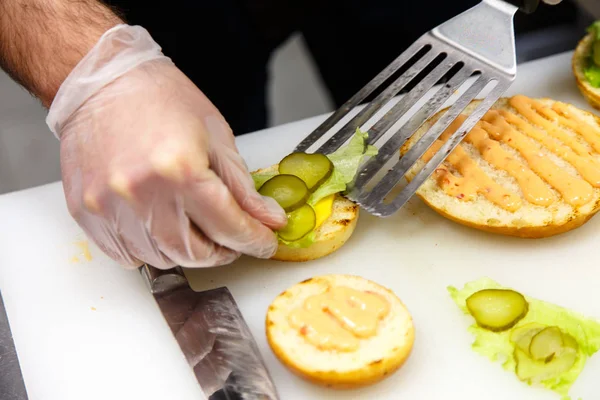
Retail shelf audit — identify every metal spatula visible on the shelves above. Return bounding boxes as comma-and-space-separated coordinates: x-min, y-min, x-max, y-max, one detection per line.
294, 0, 549, 217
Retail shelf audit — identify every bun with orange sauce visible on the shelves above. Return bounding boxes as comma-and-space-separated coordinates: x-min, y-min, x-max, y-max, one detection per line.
265, 274, 415, 389
401, 95, 600, 238
251, 164, 359, 262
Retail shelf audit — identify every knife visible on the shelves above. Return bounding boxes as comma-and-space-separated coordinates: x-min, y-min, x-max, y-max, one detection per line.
140, 264, 279, 400
0, 290, 29, 400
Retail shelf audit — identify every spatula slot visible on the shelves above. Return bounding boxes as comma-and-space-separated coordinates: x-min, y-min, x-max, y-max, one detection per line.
294, 41, 438, 155
364, 60, 468, 149
359, 77, 507, 216
350, 72, 490, 205
368, 43, 435, 103
313, 50, 450, 156
348, 63, 477, 195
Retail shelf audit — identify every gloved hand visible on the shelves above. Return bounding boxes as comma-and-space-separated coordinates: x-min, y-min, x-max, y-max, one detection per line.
46, 24, 287, 269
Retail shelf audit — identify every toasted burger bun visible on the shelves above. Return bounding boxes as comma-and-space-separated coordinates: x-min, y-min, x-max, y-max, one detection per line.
266, 274, 415, 389
401, 96, 600, 238
252, 164, 359, 262
573, 32, 600, 110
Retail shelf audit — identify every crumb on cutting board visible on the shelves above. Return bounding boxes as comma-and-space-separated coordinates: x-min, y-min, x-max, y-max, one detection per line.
70, 240, 93, 263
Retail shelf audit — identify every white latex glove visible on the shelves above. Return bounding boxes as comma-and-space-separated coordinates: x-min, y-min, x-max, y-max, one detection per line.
46, 24, 287, 269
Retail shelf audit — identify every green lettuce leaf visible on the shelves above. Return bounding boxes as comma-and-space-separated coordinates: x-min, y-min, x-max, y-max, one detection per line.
307, 128, 377, 206
587, 21, 600, 41
448, 278, 600, 399
584, 20, 600, 87
251, 128, 377, 248
584, 62, 600, 88
252, 170, 277, 191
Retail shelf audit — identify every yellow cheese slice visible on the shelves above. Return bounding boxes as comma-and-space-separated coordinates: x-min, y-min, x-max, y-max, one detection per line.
312, 194, 335, 229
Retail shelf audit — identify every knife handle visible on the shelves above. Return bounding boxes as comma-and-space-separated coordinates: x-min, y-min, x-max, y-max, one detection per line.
140, 264, 189, 294
502, 0, 540, 13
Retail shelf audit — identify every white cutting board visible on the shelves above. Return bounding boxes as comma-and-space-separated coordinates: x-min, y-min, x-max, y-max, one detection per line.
1, 51, 600, 400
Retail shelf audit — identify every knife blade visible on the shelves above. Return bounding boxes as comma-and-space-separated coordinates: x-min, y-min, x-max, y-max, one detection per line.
140, 265, 279, 400
0, 290, 29, 400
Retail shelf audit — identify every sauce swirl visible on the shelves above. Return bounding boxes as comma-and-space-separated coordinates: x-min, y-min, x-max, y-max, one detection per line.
288, 286, 390, 352
420, 95, 600, 210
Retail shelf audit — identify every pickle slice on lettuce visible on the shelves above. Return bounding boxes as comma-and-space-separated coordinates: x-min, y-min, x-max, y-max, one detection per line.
251, 128, 377, 249
448, 278, 600, 399
466, 289, 529, 332
515, 346, 578, 383
511, 324, 582, 383
510, 322, 546, 355
279, 152, 333, 191
251, 128, 377, 206
259, 174, 309, 212
529, 326, 564, 362
563, 332, 580, 353
277, 204, 316, 242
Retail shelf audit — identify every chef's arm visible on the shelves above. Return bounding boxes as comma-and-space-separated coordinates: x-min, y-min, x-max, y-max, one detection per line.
0, 0, 122, 107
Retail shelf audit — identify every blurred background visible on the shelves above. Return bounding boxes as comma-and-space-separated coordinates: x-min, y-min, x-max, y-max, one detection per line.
0, 0, 598, 195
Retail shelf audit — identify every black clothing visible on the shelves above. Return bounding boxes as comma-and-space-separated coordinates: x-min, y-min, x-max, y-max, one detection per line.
104, 0, 573, 135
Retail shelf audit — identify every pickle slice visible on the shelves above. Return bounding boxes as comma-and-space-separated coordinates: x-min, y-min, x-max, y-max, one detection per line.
562, 332, 579, 352
279, 152, 334, 190
529, 326, 564, 362
465, 289, 529, 332
277, 204, 316, 241
258, 174, 309, 212
510, 323, 546, 355
514, 347, 577, 383
510, 323, 546, 343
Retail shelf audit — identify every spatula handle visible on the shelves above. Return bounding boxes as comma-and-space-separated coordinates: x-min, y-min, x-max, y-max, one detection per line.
503, 0, 540, 13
